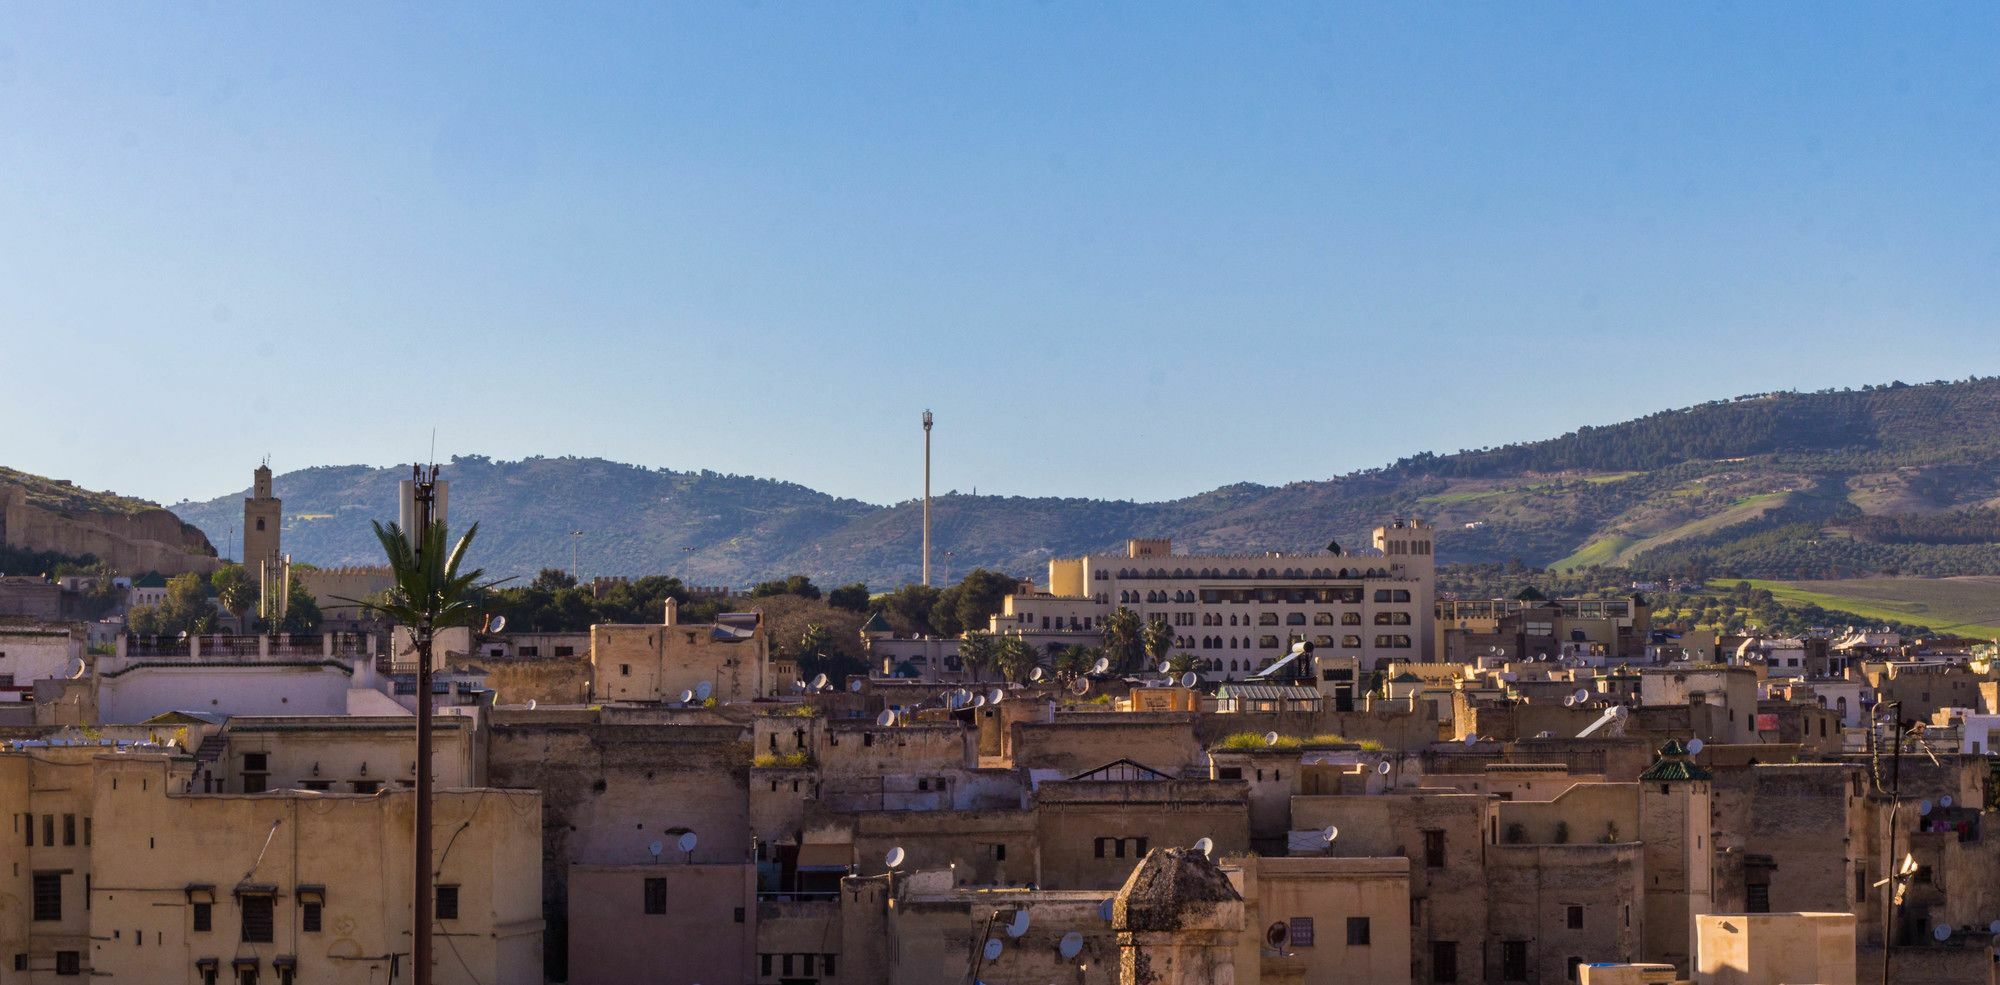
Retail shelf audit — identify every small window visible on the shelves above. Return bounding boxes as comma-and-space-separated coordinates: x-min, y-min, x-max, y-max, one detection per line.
1566, 904, 1583, 929
435, 885, 460, 920
56, 951, 81, 976
1346, 916, 1370, 946
1289, 916, 1315, 947
1432, 941, 1458, 983
1423, 829, 1446, 868
302, 900, 323, 932
989, 843, 1007, 861
63, 814, 76, 846
34, 872, 62, 921
240, 895, 274, 943
351, 781, 381, 794
193, 902, 213, 933
243, 753, 268, 772
1217, 767, 1243, 780
1567, 956, 1583, 981
1503, 940, 1529, 980
620, 664, 631, 676
644, 878, 667, 915
242, 773, 268, 795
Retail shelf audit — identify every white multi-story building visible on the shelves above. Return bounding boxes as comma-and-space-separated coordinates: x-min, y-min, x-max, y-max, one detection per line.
988, 519, 1435, 678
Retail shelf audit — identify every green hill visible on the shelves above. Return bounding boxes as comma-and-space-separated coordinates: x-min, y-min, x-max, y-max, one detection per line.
159, 376, 2000, 585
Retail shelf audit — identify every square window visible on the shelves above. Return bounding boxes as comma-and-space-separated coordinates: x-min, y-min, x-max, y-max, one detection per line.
435, 885, 460, 920
56, 951, 81, 976
1346, 916, 1370, 946
1288, 916, 1315, 947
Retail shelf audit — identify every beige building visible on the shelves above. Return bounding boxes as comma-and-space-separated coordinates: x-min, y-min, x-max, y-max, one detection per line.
1227, 854, 1412, 985
2, 743, 543, 984
1694, 912, 1855, 985
997, 520, 1437, 677
591, 601, 768, 703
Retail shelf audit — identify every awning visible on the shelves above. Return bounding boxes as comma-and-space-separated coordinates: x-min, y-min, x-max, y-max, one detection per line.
795, 842, 853, 871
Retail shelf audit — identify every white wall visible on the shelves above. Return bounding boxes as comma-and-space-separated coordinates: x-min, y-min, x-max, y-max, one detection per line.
0, 627, 82, 686
97, 663, 361, 723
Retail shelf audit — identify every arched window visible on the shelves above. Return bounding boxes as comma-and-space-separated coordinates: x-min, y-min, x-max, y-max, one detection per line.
255, 518, 265, 531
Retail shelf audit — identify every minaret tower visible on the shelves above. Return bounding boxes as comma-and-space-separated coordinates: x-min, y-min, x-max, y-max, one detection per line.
243, 461, 282, 578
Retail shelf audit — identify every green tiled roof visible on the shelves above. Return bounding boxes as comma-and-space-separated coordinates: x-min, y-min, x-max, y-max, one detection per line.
861, 611, 892, 633
1638, 739, 1713, 782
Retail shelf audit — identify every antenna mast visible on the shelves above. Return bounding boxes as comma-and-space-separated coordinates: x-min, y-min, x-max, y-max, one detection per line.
922, 410, 933, 587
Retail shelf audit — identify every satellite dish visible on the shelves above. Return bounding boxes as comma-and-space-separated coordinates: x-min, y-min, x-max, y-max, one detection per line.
1322, 825, 1339, 844
1006, 909, 1030, 937
982, 939, 1003, 962
526, 699, 538, 711
885, 846, 906, 869
694, 681, 713, 701
678, 689, 695, 704
1266, 921, 1288, 948
1180, 672, 1198, 688
65, 657, 86, 679
677, 831, 698, 854
794, 680, 808, 692
876, 709, 897, 727
647, 840, 663, 858
487, 614, 507, 633
1564, 696, 1576, 707
1574, 688, 1590, 704
1920, 799, 1935, 817
848, 678, 864, 693
1934, 924, 1953, 942
1375, 761, 1392, 775
1192, 837, 1214, 859
811, 673, 829, 690
1263, 731, 1281, 746
1091, 657, 1110, 675
1070, 679, 1091, 696
1029, 667, 1045, 682
1687, 738, 1705, 755
972, 695, 988, 708
1098, 899, 1115, 922
1988, 920, 2000, 935
1158, 661, 1173, 674
1942, 795, 1955, 808
1463, 734, 1479, 747
988, 688, 1004, 705
1058, 931, 1084, 959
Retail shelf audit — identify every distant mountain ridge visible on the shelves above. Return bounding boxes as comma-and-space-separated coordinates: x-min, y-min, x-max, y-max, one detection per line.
154, 376, 2000, 586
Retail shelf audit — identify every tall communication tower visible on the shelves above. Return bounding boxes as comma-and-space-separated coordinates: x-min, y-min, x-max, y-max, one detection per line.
922, 410, 933, 586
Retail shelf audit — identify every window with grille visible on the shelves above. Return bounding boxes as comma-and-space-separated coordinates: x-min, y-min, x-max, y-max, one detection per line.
56, 951, 80, 976
302, 902, 322, 932
240, 895, 274, 943
33, 872, 61, 921
1502, 940, 1528, 980
193, 902, 212, 932
435, 885, 460, 920
1346, 917, 1370, 946
1432, 941, 1458, 983
644, 878, 667, 915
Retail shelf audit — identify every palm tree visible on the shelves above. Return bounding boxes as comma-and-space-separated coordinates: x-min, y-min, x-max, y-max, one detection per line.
1101, 607, 1145, 672
959, 630, 997, 682
1053, 644, 1100, 681
994, 635, 1038, 683
1142, 617, 1176, 669
342, 515, 493, 985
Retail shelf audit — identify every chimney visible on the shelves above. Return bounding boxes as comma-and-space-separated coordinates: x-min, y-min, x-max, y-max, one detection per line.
663, 597, 679, 627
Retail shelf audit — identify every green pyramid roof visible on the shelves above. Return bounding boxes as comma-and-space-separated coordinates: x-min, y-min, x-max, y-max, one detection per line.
1638, 739, 1713, 782
861, 611, 893, 633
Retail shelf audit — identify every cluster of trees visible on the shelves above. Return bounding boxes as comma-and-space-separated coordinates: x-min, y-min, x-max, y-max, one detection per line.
749, 575, 871, 613
945, 605, 1191, 683
872, 569, 1023, 638
481, 570, 720, 633
126, 564, 320, 637
1843, 509, 2000, 545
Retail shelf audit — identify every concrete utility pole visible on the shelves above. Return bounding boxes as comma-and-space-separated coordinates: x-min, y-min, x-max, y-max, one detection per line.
409, 464, 440, 985
569, 530, 583, 583
922, 409, 933, 587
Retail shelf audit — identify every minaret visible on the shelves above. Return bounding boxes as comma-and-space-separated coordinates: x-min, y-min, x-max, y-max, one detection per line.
244, 461, 284, 623
922, 410, 933, 587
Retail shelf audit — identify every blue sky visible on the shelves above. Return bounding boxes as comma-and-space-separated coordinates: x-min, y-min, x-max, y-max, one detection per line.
4, 3, 1997, 507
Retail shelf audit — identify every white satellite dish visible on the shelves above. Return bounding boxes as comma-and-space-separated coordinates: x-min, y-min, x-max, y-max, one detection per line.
1098, 899, 1114, 922
1192, 836, 1214, 858
1934, 924, 1953, 942
648, 840, 664, 859
1323, 825, 1339, 844
988, 688, 1004, 705
487, 614, 507, 633
1155, 661, 1171, 675
983, 939, 1003, 962
694, 681, 713, 701
876, 709, 897, 727
1070, 679, 1091, 696
1988, 919, 2000, 935
1029, 667, 1045, 682
1263, 731, 1281, 746
1463, 734, 1479, 747
1180, 672, 1199, 688
793, 679, 808, 692
526, 699, 538, 711
677, 831, 698, 854
1920, 799, 1934, 817
1006, 909, 1030, 937
1091, 657, 1110, 675
1942, 795, 1955, 809
678, 689, 695, 703
972, 694, 988, 708
811, 673, 829, 690
1058, 931, 1084, 959
65, 657, 86, 679
1564, 696, 1576, 707
1375, 761, 1392, 775
1687, 738, 1705, 755
1573, 688, 1590, 704
848, 678, 864, 693
885, 846, 906, 869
